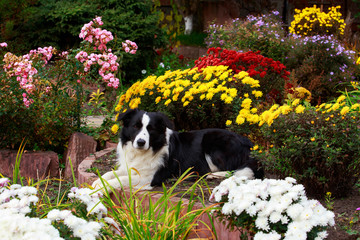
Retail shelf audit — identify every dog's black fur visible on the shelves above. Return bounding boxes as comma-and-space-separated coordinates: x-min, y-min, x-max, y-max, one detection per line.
117, 109, 263, 187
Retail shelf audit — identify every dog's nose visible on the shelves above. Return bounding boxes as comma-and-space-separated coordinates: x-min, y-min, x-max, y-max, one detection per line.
137, 139, 146, 147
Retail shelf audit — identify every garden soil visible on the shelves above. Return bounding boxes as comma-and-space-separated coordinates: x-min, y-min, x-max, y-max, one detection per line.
92, 154, 360, 240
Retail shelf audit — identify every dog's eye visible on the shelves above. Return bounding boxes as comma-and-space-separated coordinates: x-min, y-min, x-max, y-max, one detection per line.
147, 125, 153, 131
133, 122, 142, 129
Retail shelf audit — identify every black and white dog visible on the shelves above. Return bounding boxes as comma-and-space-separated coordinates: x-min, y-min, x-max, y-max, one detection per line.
92, 109, 263, 190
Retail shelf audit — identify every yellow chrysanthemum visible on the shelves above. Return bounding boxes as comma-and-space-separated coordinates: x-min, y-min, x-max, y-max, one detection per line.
235, 116, 245, 125
164, 99, 172, 106
336, 95, 346, 103
111, 124, 119, 134
340, 106, 350, 115
295, 105, 305, 114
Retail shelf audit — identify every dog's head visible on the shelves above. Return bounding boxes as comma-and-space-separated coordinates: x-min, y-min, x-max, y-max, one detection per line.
117, 109, 174, 152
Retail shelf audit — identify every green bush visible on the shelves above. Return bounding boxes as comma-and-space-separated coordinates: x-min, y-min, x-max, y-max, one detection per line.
0, 49, 81, 153
176, 32, 207, 47
254, 98, 360, 198
205, 11, 290, 63
285, 35, 359, 104
0, 0, 168, 83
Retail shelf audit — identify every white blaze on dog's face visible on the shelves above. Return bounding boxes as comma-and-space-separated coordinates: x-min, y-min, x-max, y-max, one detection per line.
133, 113, 151, 150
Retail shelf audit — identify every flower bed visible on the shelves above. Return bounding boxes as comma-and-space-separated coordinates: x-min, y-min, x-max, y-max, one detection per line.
77, 147, 249, 239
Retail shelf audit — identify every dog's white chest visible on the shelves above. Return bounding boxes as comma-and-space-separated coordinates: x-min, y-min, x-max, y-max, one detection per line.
117, 140, 167, 177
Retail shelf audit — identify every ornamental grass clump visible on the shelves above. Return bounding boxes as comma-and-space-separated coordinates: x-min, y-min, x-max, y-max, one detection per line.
210, 176, 335, 240
205, 11, 290, 62
289, 5, 346, 38
254, 95, 360, 198
96, 169, 216, 240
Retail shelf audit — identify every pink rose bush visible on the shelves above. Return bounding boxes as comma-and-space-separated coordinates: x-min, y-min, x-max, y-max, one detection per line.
79, 16, 113, 51
2, 46, 55, 107
76, 16, 137, 88
122, 40, 138, 54
2, 16, 137, 107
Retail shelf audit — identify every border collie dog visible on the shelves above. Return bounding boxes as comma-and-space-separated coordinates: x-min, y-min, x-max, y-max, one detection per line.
92, 109, 263, 190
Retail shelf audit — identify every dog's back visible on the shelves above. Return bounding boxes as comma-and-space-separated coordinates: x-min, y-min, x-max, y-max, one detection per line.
151, 128, 263, 186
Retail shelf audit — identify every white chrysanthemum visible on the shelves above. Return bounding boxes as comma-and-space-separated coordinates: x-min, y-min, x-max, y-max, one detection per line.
286, 203, 304, 219
47, 209, 61, 221
64, 214, 85, 228
246, 204, 258, 217
300, 219, 313, 232
269, 211, 282, 223
285, 177, 297, 184
254, 230, 281, 240
59, 210, 72, 219
289, 184, 306, 196
286, 221, 305, 235
80, 233, 97, 240
254, 200, 266, 212
221, 202, 234, 215
268, 185, 286, 196
0, 178, 10, 187
315, 230, 328, 240
73, 224, 87, 237
10, 184, 21, 190
28, 195, 39, 204
255, 216, 270, 231
299, 207, 314, 221
281, 215, 289, 224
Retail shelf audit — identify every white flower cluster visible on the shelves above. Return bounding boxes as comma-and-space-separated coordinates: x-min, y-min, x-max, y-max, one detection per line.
0, 209, 62, 240
68, 187, 107, 218
47, 209, 102, 240
0, 178, 61, 239
210, 176, 335, 240
0, 178, 107, 240
0, 180, 38, 215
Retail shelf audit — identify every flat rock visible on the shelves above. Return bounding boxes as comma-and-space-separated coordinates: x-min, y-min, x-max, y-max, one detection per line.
0, 150, 59, 179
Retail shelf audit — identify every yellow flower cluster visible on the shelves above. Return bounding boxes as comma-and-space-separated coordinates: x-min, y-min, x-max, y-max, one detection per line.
316, 95, 360, 115
289, 87, 312, 102
289, 5, 345, 37
115, 66, 262, 113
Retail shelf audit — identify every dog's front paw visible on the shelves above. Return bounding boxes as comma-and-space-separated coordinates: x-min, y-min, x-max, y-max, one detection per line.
92, 178, 103, 189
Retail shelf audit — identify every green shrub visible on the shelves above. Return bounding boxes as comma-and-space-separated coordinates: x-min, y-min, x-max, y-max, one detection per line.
176, 32, 207, 47
0, 48, 81, 153
254, 96, 360, 198
285, 35, 359, 104
0, 0, 168, 83
144, 49, 195, 77
205, 11, 290, 62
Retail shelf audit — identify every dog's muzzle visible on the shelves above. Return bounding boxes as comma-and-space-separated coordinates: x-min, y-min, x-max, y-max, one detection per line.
136, 138, 146, 148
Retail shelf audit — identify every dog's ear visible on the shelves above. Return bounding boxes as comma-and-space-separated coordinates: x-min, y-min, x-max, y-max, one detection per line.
159, 113, 175, 130
117, 108, 139, 126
